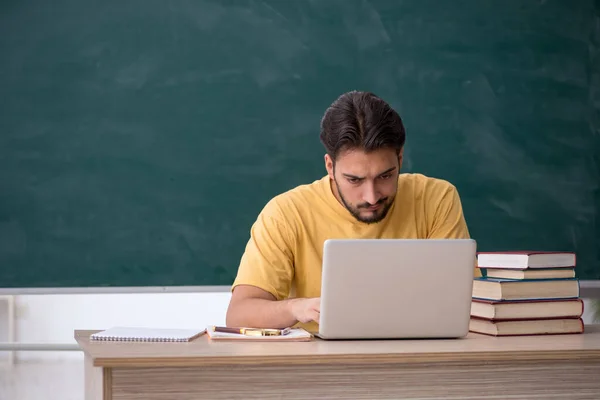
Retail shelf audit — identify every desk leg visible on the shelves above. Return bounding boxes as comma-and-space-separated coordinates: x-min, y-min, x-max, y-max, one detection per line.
84, 354, 112, 400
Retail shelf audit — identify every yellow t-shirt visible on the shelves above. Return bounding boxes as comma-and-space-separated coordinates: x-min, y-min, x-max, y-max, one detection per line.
232, 173, 480, 331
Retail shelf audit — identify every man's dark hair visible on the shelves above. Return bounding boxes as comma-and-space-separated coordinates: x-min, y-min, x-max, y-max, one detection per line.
319, 91, 406, 160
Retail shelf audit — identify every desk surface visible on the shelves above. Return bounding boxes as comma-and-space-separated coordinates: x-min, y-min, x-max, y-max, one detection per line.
76, 324, 600, 368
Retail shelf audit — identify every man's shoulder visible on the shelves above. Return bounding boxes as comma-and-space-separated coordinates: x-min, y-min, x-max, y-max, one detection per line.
260, 176, 327, 220
398, 173, 457, 195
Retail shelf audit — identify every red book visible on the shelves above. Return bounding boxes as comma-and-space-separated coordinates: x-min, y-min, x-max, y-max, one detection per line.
469, 316, 584, 336
470, 298, 584, 321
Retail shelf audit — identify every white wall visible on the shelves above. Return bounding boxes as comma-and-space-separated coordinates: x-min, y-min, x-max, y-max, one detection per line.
1, 293, 597, 363
1, 291, 231, 362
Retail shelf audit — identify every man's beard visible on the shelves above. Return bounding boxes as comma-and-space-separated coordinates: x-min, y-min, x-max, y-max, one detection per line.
333, 177, 394, 224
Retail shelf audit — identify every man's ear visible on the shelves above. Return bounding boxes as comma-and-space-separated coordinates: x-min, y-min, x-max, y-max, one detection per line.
324, 154, 334, 179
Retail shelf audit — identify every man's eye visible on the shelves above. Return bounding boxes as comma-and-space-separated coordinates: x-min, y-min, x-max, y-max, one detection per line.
347, 178, 360, 184
379, 174, 392, 180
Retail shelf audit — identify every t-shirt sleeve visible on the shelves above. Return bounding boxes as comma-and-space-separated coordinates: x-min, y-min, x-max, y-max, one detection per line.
428, 184, 481, 278
231, 199, 295, 300
427, 184, 470, 240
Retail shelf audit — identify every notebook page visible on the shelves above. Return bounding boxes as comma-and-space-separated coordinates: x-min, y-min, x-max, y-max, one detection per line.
90, 327, 205, 342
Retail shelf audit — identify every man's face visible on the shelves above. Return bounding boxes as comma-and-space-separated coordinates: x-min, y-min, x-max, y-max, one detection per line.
325, 147, 402, 224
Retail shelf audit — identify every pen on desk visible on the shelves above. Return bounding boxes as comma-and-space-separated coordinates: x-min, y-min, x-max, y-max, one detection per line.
212, 326, 291, 336
212, 326, 245, 335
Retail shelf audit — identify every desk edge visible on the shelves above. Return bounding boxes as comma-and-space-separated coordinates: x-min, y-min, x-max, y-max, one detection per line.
87, 349, 600, 368
74, 329, 600, 368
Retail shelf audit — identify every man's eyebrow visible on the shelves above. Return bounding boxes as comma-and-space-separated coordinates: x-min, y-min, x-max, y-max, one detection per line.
342, 173, 364, 180
377, 167, 396, 177
342, 167, 396, 180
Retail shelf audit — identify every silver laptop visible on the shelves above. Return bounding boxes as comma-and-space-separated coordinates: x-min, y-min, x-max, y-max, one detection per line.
317, 239, 476, 340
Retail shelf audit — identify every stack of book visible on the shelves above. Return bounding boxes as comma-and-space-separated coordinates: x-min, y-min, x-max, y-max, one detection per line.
469, 251, 584, 336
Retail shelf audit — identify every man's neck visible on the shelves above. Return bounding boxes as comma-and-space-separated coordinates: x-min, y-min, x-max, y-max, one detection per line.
328, 177, 344, 207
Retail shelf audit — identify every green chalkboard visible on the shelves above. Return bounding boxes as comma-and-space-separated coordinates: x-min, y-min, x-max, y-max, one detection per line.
1, 0, 599, 288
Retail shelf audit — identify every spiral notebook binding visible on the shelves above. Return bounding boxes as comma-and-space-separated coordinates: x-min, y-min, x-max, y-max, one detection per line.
91, 336, 188, 342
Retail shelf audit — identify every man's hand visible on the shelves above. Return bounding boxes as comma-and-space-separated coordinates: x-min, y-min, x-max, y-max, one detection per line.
290, 297, 320, 324
226, 285, 321, 329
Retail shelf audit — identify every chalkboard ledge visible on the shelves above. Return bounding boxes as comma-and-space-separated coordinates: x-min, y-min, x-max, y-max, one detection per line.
0, 282, 599, 298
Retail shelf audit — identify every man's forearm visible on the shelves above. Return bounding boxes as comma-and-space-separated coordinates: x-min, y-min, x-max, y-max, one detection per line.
226, 297, 299, 329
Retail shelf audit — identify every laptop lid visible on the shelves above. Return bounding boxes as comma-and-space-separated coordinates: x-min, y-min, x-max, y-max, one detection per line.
318, 238, 476, 339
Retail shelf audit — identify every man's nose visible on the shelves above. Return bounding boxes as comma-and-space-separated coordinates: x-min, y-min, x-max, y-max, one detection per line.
362, 183, 379, 205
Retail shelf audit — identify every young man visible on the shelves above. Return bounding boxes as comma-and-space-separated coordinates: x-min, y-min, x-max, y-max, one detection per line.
226, 91, 479, 332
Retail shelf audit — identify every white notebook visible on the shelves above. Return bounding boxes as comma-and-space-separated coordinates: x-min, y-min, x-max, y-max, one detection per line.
90, 327, 206, 342
205, 326, 313, 341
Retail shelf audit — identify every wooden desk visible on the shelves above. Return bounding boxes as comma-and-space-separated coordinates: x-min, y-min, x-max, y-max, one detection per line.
77, 325, 600, 400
